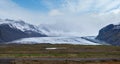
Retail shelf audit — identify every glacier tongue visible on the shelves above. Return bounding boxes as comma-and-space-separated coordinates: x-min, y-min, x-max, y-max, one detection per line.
12, 37, 101, 45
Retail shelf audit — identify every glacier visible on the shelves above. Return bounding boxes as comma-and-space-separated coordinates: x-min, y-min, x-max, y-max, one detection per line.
11, 37, 101, 45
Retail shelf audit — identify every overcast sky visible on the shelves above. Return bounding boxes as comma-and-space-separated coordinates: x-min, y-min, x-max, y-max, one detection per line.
0, 0, 120, 36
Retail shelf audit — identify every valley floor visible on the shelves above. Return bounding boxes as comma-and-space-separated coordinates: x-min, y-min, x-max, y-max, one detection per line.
0, 44, 119, 64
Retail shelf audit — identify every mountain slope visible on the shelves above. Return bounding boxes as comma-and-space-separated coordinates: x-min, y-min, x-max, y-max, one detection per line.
0, 19, 46, 42
96, 24, 120, 45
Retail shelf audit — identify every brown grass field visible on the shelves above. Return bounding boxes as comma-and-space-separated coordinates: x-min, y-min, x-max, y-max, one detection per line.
11, 59, 120, 64
0, 44, 119, 64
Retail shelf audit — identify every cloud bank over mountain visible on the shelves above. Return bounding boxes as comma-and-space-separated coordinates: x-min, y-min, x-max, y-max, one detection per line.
0, 0, 120, 36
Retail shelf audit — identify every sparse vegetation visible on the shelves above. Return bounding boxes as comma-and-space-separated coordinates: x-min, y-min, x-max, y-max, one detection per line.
11, 60, 120, 64
0, 44, 119, 64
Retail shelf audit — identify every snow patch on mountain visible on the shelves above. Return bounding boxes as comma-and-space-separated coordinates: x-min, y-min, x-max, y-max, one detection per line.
0, 19, 45, 35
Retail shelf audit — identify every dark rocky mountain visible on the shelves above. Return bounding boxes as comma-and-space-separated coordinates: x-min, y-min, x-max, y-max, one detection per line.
96, 24, 120, 46
0, 19, 47, 43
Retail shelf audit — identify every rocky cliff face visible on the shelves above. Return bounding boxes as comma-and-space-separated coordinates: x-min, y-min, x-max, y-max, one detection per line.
0, 19, 47, 43
96, 24, 120, 46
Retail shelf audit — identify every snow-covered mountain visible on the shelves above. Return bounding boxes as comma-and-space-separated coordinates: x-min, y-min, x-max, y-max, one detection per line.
0, 19, 44, 33
0, 19, 46, 42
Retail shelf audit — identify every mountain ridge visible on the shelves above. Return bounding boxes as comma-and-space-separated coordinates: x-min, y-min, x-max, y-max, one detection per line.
96, 24, 120, 46
0, 19, 47, 43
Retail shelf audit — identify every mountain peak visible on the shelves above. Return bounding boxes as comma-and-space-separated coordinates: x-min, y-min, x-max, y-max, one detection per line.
0, 19, 26, 24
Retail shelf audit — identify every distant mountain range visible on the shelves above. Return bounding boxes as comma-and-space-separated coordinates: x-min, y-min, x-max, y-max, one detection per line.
0, 19, 119, 45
